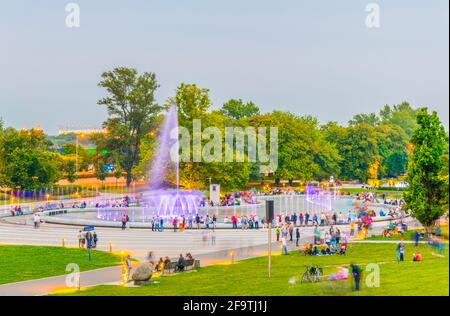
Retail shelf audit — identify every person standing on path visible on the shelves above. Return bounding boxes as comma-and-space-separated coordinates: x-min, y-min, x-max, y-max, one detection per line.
121, 214, 127, 230
351, 264, 362, 291
397, 240, 405, 262
77, 230, 83, 248
414, 231, 420, 247
281, 236, 288, 255
86, 232, 93, 261
172, 217, 178, 232
33, 214, 40, 229
160, 217, 164, 232
295, 227, 300, 247
289, 223, 294, 242
125, 255, 132, 280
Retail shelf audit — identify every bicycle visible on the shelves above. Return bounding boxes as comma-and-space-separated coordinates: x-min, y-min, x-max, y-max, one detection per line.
301, 265, 323, 283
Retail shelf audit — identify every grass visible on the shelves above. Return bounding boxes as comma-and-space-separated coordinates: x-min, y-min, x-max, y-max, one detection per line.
0, 245, 122, 285
53, 243, 448, 296
339, 188, 405, 199
364, 224, 449, 241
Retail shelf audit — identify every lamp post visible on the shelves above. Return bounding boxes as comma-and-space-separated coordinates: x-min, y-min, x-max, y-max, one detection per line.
75, 134, 79, 173
75, 133, 85, 173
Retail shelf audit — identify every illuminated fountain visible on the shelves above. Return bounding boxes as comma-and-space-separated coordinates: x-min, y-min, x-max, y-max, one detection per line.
305, 183, 333, 212
97, 104, 204, 222
141, 103, 204, 217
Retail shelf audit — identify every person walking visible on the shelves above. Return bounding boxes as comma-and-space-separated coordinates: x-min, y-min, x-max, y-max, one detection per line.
289, 223, 294, 242
295, 227, 300, 247
121, 214, 127, 230
276, 226, 281, 242
414, 231, 420, 247
86, 232, 93, 261
154, 216, 160, 232
281, 236, 288, 255
33, 214, 40, 229
93, 231, 98, 248
173, 217, 178, 232
231, 214, 237, 229
351, 264, 362, 291
125, 255, 132, 281
77, 230, 83, 248
397, 240, 405, 262
159, 216, 164, 232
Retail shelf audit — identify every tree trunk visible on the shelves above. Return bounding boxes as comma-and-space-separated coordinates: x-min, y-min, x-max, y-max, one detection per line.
126, 170, 132, 188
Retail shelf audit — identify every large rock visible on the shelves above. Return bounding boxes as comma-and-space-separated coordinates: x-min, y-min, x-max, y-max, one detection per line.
132, 262, 153, 285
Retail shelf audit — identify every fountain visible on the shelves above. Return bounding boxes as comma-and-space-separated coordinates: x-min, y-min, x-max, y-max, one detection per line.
137, 104, 204, 219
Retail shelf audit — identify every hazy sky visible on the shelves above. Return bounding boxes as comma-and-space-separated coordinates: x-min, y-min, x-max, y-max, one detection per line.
1, 0, 448, 134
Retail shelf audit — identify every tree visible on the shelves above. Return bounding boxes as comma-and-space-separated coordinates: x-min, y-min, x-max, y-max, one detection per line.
380, 102, 419, 137
173, 83, 212, 127
0, 128, 61, 189
220, 99, 260, 120
248, 112, 340, 184
65, 160, 78, 183
403, 108, 448, 230
323, 123, 379, 183
97, 67, 162, 186
95, 160, 108, 185
113, 161, 123, 185
349, 113, 380, 127
373, 124, 409, 178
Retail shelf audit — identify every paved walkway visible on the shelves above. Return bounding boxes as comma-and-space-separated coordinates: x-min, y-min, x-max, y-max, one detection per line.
0, 265, 126, 296
0, 215, 418, 296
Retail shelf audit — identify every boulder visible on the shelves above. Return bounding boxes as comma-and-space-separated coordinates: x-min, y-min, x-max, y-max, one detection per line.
132, 262, 153, 284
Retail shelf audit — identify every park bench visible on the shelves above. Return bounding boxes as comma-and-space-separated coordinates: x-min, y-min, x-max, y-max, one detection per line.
161, 258, 199, 274
162, 261, 177, 274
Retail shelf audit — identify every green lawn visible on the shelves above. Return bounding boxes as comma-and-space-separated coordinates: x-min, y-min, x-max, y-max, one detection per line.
339, 188, 405, 199
365, 225, 449, 241
0, 245, 122, 285
54, 243, 448, 296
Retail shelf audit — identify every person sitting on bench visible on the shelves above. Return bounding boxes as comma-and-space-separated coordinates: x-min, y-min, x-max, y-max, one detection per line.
156, 257, 164, 272
176, 254, 186, 272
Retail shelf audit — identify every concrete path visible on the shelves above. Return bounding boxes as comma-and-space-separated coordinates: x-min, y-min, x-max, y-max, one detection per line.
0, 265, 126, 296
0, 215, 419, 295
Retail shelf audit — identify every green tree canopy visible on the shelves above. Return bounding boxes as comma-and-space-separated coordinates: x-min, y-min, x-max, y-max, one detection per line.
97, 67, 162, 186
0, 128, 61, 189
404, 108, 448, 229
220, 99, 260, 120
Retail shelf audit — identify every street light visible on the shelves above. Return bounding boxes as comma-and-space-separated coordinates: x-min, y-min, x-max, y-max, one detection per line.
75, 133, 85, 173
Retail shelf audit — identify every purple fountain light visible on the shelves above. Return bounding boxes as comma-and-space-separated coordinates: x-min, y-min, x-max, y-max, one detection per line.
143, 103, 204, 218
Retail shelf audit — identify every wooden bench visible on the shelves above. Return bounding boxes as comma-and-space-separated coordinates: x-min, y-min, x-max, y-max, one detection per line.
162, 262, 178, 274
161, 259, 199, 274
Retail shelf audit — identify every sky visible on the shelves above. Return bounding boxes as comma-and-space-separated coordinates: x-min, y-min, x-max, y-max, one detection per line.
0, 0, 448, 134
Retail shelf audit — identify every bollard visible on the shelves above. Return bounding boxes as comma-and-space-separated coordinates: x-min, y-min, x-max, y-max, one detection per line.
77, 275, 81, 291
109, 243, 112, 253
280, 244, 283, 255
62, 238, 66, 247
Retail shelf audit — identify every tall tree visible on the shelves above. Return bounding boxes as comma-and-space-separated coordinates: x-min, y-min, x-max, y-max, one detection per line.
323, 123, 379, 183
220, 99, 260, 120
95, 160, 108, 185
404, 108, 448, 230
97, 67, 162, 186
0, 128, 61, 189
380, 102, 419, 137
65, 159, 78, 183
349, 113, 380, 127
